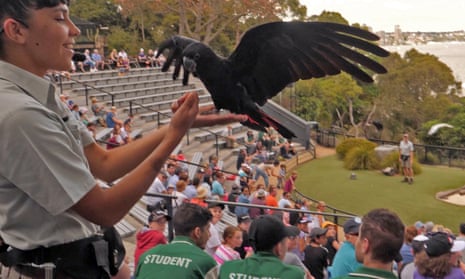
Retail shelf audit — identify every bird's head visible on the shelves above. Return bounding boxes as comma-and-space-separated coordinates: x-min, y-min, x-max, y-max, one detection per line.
182, 42, 217, 77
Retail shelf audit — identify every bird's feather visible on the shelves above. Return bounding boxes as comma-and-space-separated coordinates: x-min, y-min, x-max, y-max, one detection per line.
156, 21, 389, 138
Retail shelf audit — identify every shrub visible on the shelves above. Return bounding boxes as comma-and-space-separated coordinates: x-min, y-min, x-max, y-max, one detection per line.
336, 138, 377, 159
380, 150, 423, 175
344, 146, 380, 170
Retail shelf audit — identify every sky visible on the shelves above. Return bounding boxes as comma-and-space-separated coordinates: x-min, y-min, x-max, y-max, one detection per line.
300, 0, 465, 32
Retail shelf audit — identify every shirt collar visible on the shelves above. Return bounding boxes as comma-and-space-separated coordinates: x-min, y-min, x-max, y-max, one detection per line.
0, 60, 56, 105
171, 235, 196, 246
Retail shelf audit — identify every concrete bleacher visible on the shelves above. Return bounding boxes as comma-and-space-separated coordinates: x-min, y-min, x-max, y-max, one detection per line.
71, 79, 181, 97
61, 71, 171, 91
94, 84, 196, 103
67, 67, 158, 82
123, 93, 211, 115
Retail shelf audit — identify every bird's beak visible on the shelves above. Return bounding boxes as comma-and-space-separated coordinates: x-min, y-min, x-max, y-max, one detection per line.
183, 57, 197, 74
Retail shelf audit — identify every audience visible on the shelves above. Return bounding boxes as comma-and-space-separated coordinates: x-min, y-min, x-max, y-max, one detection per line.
135, 203, 216, 278
134, 210, 171, 267
414, 232, 465, 279
213, 226, 243, 264
337, 208, 404, 279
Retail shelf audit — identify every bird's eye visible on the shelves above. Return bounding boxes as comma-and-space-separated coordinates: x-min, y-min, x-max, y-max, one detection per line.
194, 53, 200, 60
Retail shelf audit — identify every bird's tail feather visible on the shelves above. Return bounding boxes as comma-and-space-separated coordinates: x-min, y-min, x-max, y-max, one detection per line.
241, 110, 296, 139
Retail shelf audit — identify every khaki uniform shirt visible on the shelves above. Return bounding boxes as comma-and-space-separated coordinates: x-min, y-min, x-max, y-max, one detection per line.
0, 61, 98, 249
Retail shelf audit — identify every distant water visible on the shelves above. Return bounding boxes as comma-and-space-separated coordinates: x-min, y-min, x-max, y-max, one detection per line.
384, 42, 465, 82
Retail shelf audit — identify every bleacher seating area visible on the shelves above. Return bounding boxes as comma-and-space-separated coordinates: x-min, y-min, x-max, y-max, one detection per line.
61, 66, 312, 244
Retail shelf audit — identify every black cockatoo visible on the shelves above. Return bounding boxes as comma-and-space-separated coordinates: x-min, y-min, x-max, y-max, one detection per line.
156, 21, 389, 138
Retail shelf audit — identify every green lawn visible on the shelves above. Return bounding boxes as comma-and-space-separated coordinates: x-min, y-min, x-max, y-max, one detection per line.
295, 155, 465, 232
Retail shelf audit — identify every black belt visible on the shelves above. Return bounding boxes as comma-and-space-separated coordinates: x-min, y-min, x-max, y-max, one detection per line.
0, 235, 103, 267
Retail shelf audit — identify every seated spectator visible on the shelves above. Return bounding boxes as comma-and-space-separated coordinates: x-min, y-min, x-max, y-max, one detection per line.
336, 208, 404, 279
399, 225, 418, 269
265, 186, 279, 213
86, 122, 97, 139
227, 184, 241, 212
154, 50, 166, 67
234, 186, 250, 216
206, 215, 304, 278
249, 189, 266, 219
117, 56, 130, 76
146, 49, 156, 67
90, 97, 106, 127
234, 214, 253, 259
118, 49, 128, 59
137, 48, 147, 67
280, 140, 293, 159
414, 232, 465, 279
304, 227, 329, 279
120, 118, 133, 144
190, 186, 208, 208
91, 48, 105, 71
214, 226, 243, 264
80, 48, 96, 72
284, 225, 313, 279
329, 218, 361, 277
278, 191, 292, 208
322, 221, 340, 266
184, 177, 200, 199
70, 104, 80, 120
211, 172, 226, 200
146, 171, 168, 211
106, 123, 124, 150
109, 48, 118, 68
399, 235, 429, 279
135, 203, 216, 278
134, 210, 171, 267
105, 106, 123, 128
205, 202, 224, 257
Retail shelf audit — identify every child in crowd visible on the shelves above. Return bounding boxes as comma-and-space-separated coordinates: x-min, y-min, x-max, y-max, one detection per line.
214, 226, 243, 264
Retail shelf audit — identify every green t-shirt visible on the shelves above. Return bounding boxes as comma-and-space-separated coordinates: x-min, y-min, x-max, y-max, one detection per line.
336, 265, 398, 279
217, 251, 304, 279
135, 236, 217, 279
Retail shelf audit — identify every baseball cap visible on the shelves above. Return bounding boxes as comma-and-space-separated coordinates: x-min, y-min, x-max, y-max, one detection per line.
148, 210, 171, 223
322, 221, 336, 229
412, 234, 429, 254
256, 189, 266, 198
299, 217, 311, 224
424, 232, 453, 257
414, 221, 425, 229
343, 217, 362, 235
249, 215, 293, 251
208, 202, 225, 210
310, 227, 328, 238
286, 226, 301, 237
237, 214, 252, 224
167, 184, 175, 189
452, 239, 465, 253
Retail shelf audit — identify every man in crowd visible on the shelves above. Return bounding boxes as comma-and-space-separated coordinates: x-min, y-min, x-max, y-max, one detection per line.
329, 217, 362, 277
338, 208, 404, 279
136, 203, 217, 278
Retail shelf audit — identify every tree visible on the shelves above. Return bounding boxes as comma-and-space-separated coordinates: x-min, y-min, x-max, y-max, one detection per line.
70, 0, 125, 27
375, 49, 456, 137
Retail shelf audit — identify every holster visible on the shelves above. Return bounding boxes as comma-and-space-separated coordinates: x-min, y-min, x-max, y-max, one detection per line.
0, 227, 125, 279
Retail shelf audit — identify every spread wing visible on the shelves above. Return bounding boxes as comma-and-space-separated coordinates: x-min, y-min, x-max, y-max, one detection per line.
156, 36, 199, 84
228, 21, 390, 105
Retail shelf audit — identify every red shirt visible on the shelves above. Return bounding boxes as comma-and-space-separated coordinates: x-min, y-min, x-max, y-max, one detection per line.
134, 228, 167, 267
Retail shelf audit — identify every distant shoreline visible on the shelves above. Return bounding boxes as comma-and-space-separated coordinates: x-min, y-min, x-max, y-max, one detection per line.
384, 42, 465, 82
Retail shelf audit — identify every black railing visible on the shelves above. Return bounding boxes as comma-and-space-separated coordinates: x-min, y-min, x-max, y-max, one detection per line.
56, 73, 248, 156
315, 129, 465, 168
